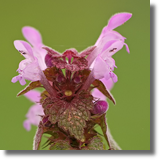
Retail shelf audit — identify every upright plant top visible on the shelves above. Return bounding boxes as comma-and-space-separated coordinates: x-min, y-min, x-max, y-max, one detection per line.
11, 13, 132, 150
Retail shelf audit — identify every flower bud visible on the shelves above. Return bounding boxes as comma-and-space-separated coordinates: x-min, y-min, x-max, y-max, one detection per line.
42, 116, 48, 124
91, 100, 109, 115
73, 76, 81, 83
45, 54, 53, 67
56, 74, 65, 83
42, 116, 51, 127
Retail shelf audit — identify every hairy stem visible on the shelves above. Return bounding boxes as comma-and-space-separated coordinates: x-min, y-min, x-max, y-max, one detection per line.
80, 70, 95, 91
40, 70, 57, 97
86, 47, 99, 67
106, 126, 121, 150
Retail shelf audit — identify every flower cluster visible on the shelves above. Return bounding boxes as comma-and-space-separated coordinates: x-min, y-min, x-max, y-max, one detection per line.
12, 13, 132, 150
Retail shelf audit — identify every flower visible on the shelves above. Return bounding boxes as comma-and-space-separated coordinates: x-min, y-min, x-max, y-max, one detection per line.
11, 12, 132, 150
11, 27, 47, 85
87, 13, 132, 82
22, 27, 47, 70
91, 77, 114, 114
91, 100, 109, 115
11, 40, 41, 85
23, 90, 44, 131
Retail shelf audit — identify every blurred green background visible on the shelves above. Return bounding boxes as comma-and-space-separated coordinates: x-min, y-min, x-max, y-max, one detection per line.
0, 0, 150, 150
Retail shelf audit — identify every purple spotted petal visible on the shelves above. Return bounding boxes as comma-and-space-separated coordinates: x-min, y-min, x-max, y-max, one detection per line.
101, 40, 124, 58
22, 26, 42, 48
93, 56, 117, 82
11, 75, 26, 85
109, 72, 118, 83
101, 40, 118, 54
88, 32, 125, 67
11, 75, 20, 83
104, 57, 116, 71
14, 40, 34, 60
88, 13, 131, 69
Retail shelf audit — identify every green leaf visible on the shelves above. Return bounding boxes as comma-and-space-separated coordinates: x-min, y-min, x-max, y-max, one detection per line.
17, 81, 42, 96
58, 104, 89, 141
92, 79, 115, 104
58, 92, 94, 141
42, 90, 94, 142
82, 136, 104, 150
88, 136, 105, 150
99, 114, 121, 150
46, 100, 66, 124
49, 140, 72, 150
99, 114, 108, 144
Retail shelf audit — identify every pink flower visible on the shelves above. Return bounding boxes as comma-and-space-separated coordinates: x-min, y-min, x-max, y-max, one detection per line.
91, 100, 109, 115
93, 55, 118, 82
11, 40, 41, 85
87, 13, 132, 82
11, 27, 47, 85
22, 27, 47, 70
23, 90, 44, 131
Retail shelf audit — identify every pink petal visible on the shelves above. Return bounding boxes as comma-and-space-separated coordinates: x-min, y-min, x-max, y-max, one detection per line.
24, 90, 41, 103
11, 76, 19, 83
110, 72, 118, 83
93, 56, 110, 79
92, 77, 114, 101
92, 88, 106, 101
25, 104, 44, 125
22, 26, 42, 48
104, 71, 111, 80
23, 120, 31, 131
106, 13, 132, 31
11, 75, 26, 85
95, 30, 125, 47
23, 60, 41, 81
18, 59, 32, 70
32, 47, 47, 70
100, 78, 114, 90
19, 76, 26, 85
101, 40, 118, 54
101, 40, 124, 58
14, 40, 34, 60
124, 43, 130, 53
93, 32, 125, 65
104, 57, 116, 70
